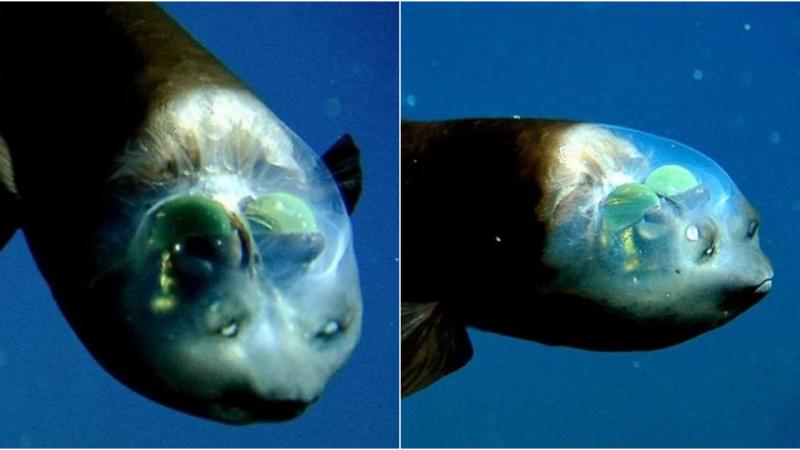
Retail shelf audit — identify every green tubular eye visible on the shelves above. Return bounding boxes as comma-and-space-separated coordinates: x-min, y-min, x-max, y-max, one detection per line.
603, 183, 659, 232
150, 195, 234, 251
645, 165, 698, 197
244, 193, 318, 235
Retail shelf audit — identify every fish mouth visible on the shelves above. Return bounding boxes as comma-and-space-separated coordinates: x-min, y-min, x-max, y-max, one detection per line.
754, 277, 773, 296
719, 277, 773, 316
211, 397, 313, 424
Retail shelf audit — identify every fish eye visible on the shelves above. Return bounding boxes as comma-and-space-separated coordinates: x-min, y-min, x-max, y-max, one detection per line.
685, 223, 717, 261
313, 320, 347, 343
220, 321, 239, 338
746, 220, 759, 240
206, 300, 248, 338
686, 224, 701, 241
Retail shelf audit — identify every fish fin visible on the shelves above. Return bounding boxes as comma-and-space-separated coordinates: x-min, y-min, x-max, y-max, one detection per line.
401, 302, 473, 397
0, 136, 20, 251
321, 134, 362, 215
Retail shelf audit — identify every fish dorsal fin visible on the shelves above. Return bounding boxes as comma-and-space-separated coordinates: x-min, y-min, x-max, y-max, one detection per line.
321, 134, 362, 215
0, 136, 20, 251
401, 302, 473, 397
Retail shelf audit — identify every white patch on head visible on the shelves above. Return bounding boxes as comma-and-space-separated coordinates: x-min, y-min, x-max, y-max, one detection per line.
112, 88, 306, 190
198, 173, 254, 211
542, 124, 646, 224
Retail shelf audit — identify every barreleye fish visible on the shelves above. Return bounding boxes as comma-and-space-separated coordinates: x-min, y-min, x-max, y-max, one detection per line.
402, 119, 773, 397
0, 4, 363, 424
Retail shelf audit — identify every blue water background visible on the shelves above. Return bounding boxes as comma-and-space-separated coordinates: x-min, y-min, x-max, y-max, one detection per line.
402, 2, 799, 447
0, 3, 398, 447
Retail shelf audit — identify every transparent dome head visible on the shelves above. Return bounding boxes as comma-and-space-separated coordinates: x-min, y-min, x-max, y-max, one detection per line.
541, 124, 771, 331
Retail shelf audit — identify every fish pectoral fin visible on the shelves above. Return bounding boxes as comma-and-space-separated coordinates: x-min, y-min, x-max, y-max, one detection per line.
0, 136, 20, 251
321, 134, 362, 215
401, 301, 473, 397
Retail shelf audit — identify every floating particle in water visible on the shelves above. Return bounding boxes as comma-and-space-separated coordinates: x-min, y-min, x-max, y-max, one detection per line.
693, 69, 703, 81
325, 98, 342, 118
769, 132, 781, 144
744, 23, 752, 31
632, 361, 641, 368
406, 94, 417, 107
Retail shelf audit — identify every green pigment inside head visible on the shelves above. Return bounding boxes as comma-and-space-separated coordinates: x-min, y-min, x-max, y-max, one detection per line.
603, 183, 659, 232
150, 195, 234, 251
645, 165, 698, 197
245, 193, 318, 235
